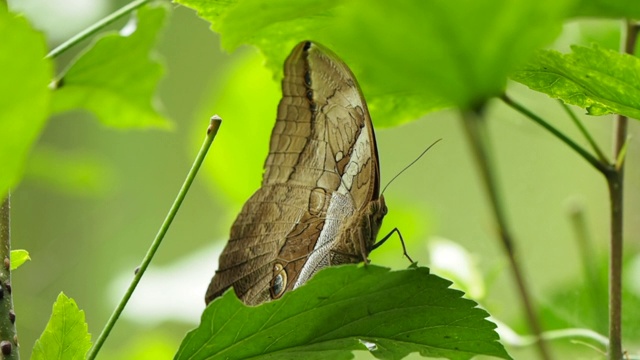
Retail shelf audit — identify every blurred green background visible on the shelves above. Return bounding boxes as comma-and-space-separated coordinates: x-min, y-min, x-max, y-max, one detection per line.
8, 0, 640, 359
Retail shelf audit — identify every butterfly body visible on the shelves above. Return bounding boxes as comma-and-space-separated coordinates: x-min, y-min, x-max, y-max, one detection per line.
206, 41, 385, 305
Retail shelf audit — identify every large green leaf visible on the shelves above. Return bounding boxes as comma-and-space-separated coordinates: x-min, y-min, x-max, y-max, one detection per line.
511, 45, 640, 120
0, 5, 52, 199
176, 0, 573, 125
175, 265, 511, 360
52, 3, 171, 129
32, 293, 92, 360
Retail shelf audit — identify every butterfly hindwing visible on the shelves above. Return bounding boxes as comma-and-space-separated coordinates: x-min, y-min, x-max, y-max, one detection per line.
206, 41, 385, 306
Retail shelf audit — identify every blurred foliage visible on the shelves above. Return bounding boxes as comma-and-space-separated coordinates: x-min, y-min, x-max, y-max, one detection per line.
25, 146, 114, 197
539, 253, 640, 346
103, 331, 177, 360
194, 49, 280, 205
0, 4, 52, 199
572, 0, 640, 18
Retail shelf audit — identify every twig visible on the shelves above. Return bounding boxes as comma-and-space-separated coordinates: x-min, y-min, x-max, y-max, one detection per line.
460, 109, 551, 360
607, 19, 639, 360
86, 116, 222, 359
558, 101, 609, 163
501, 94, 608, 175
46, 0, 152, 59
0, 196, 18, 359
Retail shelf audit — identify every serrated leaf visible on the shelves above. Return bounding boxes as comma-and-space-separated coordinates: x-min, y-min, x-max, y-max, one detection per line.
175, 265, 511, 360
511, 45, 640, 120
0, 5, 53, 199
177, 0, 573, 124
571, 0, 640, 18
32, 293, 92, 360
10, 249, 30, 271
52, 3, 171, 129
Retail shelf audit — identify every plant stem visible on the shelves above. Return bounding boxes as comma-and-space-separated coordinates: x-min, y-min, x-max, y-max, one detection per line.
607, 19, 639, 360
86, 116, 222, 360
0, 201, 16, 358
606, 168, 623, 360
0, 196, 17, 359
559, 101, 609, 163
461, 109, 551, 360
501, 94, 608, 175
46, 0, 152, 59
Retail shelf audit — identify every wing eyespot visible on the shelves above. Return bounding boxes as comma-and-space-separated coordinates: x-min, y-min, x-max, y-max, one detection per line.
270, 263, 288, 299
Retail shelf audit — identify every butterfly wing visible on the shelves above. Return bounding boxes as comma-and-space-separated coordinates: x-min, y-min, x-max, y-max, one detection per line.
206, 41, 381, 305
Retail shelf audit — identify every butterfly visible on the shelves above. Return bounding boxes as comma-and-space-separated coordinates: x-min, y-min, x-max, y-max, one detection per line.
206, 41, 387, 305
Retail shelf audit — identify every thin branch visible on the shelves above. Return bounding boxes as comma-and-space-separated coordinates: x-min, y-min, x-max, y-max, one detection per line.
501, 94, 609, 175
46, 0, 152, 59
559, 101, 609, 163
460, 109, 552, 360
86, 116, 222, 359
607, 19, 638, 360
0, 196, 18, 359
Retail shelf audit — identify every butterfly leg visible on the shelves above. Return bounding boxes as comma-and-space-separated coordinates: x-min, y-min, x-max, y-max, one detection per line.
371, 228, 414, 264
356, 215, 374, 264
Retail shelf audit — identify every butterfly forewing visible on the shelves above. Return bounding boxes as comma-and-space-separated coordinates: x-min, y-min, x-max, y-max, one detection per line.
206, 41, 384, 306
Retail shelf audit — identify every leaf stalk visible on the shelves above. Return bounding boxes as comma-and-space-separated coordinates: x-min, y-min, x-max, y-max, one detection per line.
46, 0, 152, 59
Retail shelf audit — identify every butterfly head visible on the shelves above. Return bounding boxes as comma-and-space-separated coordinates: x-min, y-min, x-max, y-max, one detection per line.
371, 195, 388, 235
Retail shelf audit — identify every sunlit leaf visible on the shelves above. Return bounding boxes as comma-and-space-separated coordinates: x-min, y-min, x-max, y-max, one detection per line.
177, 0, 573, 124
52, 3, 171, 129
32, 293, 92, 360
10, 249, 30, 271
511, 45, 640, 120
0, 5, 52, 199
176, 265, 511, 360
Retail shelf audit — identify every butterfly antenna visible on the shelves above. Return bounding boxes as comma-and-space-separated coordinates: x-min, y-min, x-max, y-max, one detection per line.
381, 138, 442, 195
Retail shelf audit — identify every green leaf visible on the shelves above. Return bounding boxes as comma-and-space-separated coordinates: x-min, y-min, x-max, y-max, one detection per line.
52, 3, 171, 129
571, 0, 640, 18
175, 265, 511, 360
32, 293, 92, 360
0, 5, 53, 199
10, 249, 30, 271
177, 0, 573, 124
511, 45, 640, 120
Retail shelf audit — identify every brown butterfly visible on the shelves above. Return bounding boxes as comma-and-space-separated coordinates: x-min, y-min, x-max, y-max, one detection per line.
206, 41, 388, 305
